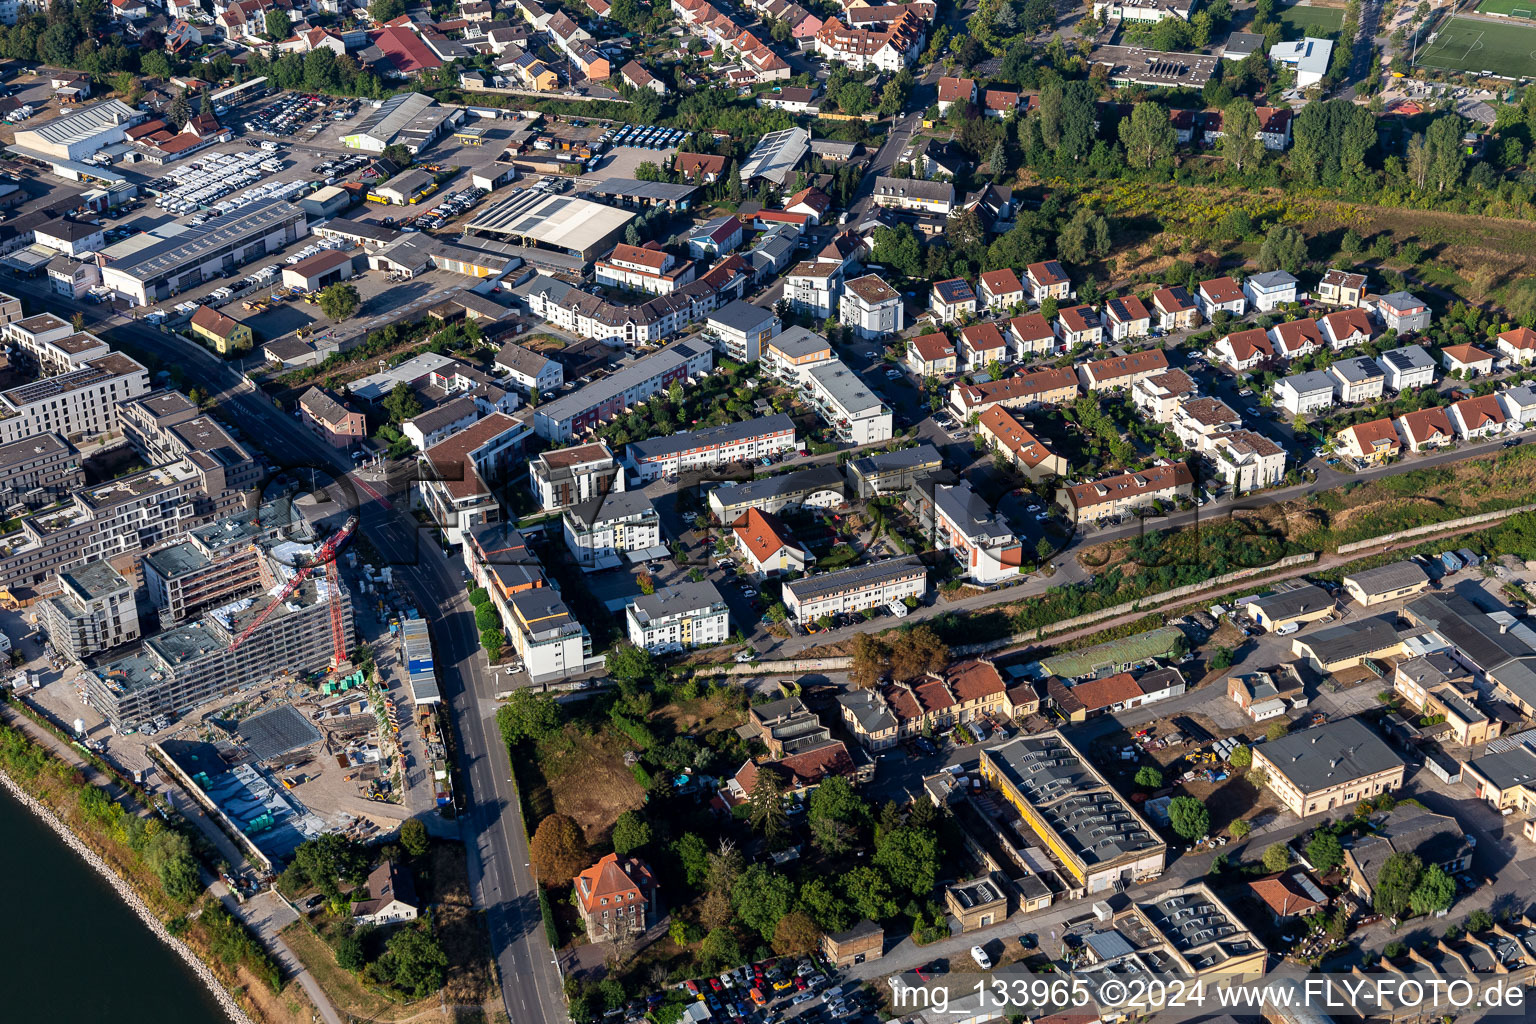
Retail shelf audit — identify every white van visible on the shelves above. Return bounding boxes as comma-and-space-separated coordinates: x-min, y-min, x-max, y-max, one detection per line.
1275, 621, 1300, 636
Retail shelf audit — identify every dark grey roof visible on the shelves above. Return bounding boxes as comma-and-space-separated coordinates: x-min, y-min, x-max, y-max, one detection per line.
709, 299, 776, 334
1331, 356, 1383, 384
565, 489, 656, 528
627, 413, 794, 463
1349, 806, 1470, 893
1407, 592, 1534, 673
299, 386, 354, 426
1344, 560, 1429, 595
1259, 717, 1402, 794
1379, 345, 1434, 373
1248, 584, 1332, 621
849, 443, 944, 479
785, 556, 925, 603
711, 464, 845, 510
407, 395, 479, 435
628, 581, 726, 622
1378, 291, 1426, 314
1466, 742, 1536, 791
836, 687, 896, 735
495, 341, 554, 378
1298, 615, 1416, 665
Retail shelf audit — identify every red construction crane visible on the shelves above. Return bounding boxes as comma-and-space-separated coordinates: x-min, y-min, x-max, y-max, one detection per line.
228, 516, 358, 667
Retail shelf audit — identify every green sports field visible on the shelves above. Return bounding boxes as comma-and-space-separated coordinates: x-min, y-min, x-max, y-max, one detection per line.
1277, 3, 1346, 36
1477, 0, 1536, 20
1415, 14, 1536, 77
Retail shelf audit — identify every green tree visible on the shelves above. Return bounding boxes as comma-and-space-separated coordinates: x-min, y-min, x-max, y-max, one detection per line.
265, 8, 291, 39
1306, 831, 1344, 873
167, 90, 192, 129
372, 927, 447, 998
370, 0, 407, 21
838, 82, 872, 116
611, 810, 652, 856
606, 642, 656, 685
731, 864, 795, 941
381, 382, 421, 424
807, 775, 869, 854
1265, 718, 1291, 743
800, 877, 855, 932
1219, 98, 1263, 172
318, 282, 361, 321
1229, 819, 1252, 839
1168, 795, 1210, 840
1409, 864, 1455, 917
874, 826, 939, 896
1425, 114, 1467, 192
1229, 744, 1252, 769
748, 767, 788, 843
1134, 766, 1163, 789
1258, 225, 1308, 274
1262, 844, 1291, 873
399, 819, 430, 857
1118, 101, 1176, 169
698, 927, 741, 971
840, 865, 899, 921
1468, 908, 1494, 932
335, 933, 366, 971
496, 689, 561, 744
140, 50, 172, 79
672, 833, 710, 889
1373, 851, 1423, 919
1057, 208, 1111, 264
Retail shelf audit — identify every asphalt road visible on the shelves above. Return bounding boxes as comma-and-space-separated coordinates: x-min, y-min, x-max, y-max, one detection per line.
36, 282, 568, 1024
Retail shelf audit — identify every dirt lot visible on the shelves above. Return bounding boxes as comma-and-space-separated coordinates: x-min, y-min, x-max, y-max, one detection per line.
531, 725, 646, 844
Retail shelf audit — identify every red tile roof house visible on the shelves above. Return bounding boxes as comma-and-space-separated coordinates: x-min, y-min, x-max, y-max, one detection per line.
1395, 406, 1455, 452
978, 268, 1025, 311
1078, 347, 1169, 392
1321, 307, 1374, 351
958, 322, 1008, 372
1449, 394, 1507, 440
1441, 343, 1494, 376
1211, 327, 1274, 372
1025, 260, 1070, 301
906, 331, 957, 376
930, 278, 977, 322
1104, 295, 1151, 341
573, 853, 657, 940
1269, 317, 1325, 360
981, 88, 1020, 119
1007, 313, 1054, 359
731, 740, 854, 799
1197, 275, 1247, 319
1152, 285, 1200, 331
673, 151, 727, 183
1496, 326, 1536, 365
935, 75, 977, 113
1053, 304, 1101, 347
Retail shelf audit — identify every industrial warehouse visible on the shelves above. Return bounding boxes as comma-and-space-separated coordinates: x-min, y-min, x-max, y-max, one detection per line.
465, 189, 636, 262
98, 198, 308, 305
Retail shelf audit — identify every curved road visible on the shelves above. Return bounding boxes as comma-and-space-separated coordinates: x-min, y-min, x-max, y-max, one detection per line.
30, 284, 568, 1024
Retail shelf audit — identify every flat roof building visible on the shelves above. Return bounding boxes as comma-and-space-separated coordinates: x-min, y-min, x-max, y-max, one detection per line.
467, 190, 637, 261
624, 413, 797, 483
980, 731, 1167, 895
783, 556, 927, 623
100, 198, 307, 305
534, 339, 713, 441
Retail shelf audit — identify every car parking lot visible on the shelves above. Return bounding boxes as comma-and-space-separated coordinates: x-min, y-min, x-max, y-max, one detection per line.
669, 955, 876, 1024
242, 93, 353, 139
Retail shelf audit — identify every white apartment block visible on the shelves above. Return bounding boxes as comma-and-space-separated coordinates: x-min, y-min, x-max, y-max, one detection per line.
0, 352, 151, 444
783, 557, 928, 623
626, 581, 730, 653
784, 260, 843, 319
840, 274, 904, 340
805, 360, 893, 444
562, 491, 662, 569
527, 443, 625, 510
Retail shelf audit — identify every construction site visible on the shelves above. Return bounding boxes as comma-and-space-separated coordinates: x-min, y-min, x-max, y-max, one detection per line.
12, 490, 454, 868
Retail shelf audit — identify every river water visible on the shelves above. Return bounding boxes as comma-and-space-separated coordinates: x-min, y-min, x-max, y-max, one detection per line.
0, 785, 228, 1024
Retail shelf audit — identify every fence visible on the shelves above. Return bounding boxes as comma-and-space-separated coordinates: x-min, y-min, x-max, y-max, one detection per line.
1335, 502, 1536, 554
953, 552, 1320, 656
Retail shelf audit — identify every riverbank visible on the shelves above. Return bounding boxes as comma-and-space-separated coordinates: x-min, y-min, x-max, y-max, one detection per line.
0, 764, 256, 1024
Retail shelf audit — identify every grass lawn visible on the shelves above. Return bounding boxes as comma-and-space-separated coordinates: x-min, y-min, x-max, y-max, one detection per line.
1278, 2, 1346, 35
1416, 14, 1536, 76
1477, 0, 1536, 19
